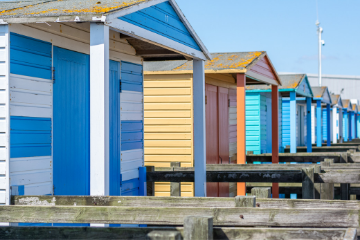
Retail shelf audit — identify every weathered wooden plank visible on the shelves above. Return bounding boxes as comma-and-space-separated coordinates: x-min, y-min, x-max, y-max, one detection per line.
246, 152, 347, 163
12, 196, 360, 210
0, 206, 359, 227
147, 171, 303, 183
285, 146, 358, 153
316, 171, 360, 184
158, 164, 360, 171
0, 227, 352, 240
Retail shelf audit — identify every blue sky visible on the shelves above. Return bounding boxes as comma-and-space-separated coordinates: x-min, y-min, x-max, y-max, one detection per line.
176, 0, 360, 76
1, 0, 359, 75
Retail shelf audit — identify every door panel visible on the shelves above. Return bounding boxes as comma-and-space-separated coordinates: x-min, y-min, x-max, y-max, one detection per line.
205, 84, 219, 197
53, 47, 90, 195
218, 87, 229, 197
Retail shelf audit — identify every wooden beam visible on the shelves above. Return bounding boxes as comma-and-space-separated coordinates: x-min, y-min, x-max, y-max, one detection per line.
0, 227, 353, 240
0, 206, 358, 227
285, 146, 358, 153
307, 97, 312, 152
272, 85, 279, 198
246, 152, 347, 163
90, 23, 110, 195
146, 170, 303, 183
136, 49, 176, 55
193, 59, 206, 197
12, 196, 360, 209
237, 73, 246, 196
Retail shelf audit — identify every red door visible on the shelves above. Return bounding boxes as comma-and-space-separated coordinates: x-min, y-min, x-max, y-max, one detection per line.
218, 87, 229, 197
205, 84, 230, 197
205, 84, 219, 197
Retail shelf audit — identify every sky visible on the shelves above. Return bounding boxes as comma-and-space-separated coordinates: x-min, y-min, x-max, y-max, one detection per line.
1, 0, 359, 75
176, 0, 360, 76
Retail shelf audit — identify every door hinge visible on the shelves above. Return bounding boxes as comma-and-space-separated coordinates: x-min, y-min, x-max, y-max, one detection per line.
52, 67, 55, 84
119, 79, 122, 93
228, 99, 230, 108
205, 96, 207, 104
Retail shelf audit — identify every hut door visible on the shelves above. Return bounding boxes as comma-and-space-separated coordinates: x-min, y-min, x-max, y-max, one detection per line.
53, 47, 90, 195
205, 84, 230, 197
205, 84, 219, 197
218, 87, 229, 197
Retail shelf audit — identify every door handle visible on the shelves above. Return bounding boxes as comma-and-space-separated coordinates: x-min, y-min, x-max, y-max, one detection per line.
219, 156, 223, 164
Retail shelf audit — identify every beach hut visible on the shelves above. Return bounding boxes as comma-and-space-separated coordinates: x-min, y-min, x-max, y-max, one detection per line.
311, 87, 332, 147
144, 52, 282, 197
330, 95, 344, 143
246, 74, 313, 153
351, 104, 358, 140
0, 0, 212, 204
342, 100, 353, 142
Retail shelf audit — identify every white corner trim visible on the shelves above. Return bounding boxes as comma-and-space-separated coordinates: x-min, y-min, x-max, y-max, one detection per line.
106, 0, 168, 20
106, 18, 207, 60
92, 16, 107, 22
168, 0, 211, 60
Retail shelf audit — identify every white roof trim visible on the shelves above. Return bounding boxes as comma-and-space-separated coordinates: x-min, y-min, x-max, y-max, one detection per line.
168, 0, 211, 60
106, 0, 211, 60
106, 18, 207, 60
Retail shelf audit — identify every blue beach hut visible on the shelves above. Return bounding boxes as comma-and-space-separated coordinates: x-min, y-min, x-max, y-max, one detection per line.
0, 0, 211, 205
311, 86, 332, 147
246, 74, 313, 154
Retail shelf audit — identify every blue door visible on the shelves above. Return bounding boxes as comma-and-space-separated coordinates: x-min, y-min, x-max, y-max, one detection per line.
110, 60, 121, 196
53, 47, 90, 195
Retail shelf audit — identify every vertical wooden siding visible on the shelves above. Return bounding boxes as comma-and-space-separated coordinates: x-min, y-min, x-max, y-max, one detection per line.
229, 89, 237, 197
144, 74, 193, 197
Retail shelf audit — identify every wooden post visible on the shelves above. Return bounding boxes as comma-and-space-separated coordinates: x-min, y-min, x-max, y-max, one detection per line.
327, 104, 331, 146
271, 85, 279, 198
313, 165, 321, 199
340, 183, 350, 200
146, 166, 155, 196
306, 97, 312, 152
251, 187, 271, 198
184, 216, 213, 240
290, 92, 297, 153
332, 106, 337, 144
237, 73, 246, 196
147, 231, 182, 240
193, 59, 206, 197
339, 108, 344, 143
90, 23, 110, 196
170, 162, 181, 197
343, 228, 357, 240
235, 196, 256, 207
320, 159, 334, 200
316, 100, 322, 147
302, 167, 315, 199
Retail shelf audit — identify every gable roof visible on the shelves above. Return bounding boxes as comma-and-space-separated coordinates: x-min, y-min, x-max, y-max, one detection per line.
0, 0, 211, 60
343, 99, 353, 111
312, 86, 332, 104
331, 94, 343, 108
0, 0, 149, 18
246, 74, 312, 97
352, 104, 358, 113
145, 52, 282, 85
